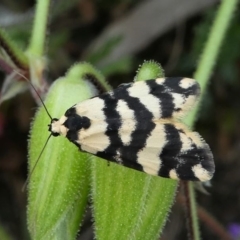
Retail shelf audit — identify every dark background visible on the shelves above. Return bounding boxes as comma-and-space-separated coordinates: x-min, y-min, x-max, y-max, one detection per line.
0, 0, 240, 239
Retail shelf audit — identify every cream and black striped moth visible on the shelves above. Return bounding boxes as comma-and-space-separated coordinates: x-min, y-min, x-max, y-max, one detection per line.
48, 77, 215, 181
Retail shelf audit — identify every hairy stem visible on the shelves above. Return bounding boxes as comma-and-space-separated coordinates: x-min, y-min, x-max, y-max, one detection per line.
183, 0, 239, 239
27, 0, 51, 56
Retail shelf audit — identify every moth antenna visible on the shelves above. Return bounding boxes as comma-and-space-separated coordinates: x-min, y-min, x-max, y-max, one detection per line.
22, 133, 52, 192
14, 70, 53, 120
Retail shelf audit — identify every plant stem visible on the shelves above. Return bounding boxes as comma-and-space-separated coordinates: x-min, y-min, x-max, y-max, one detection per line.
188, 182, 200, 240
27, 0, 51, 56
185, 0, 238, 128
183, 0, 238, 239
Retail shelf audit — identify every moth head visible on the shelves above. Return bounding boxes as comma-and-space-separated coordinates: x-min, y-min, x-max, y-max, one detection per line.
49, 116, 68, 137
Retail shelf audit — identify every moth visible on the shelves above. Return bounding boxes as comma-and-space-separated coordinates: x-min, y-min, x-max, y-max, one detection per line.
49, 77, 215, 181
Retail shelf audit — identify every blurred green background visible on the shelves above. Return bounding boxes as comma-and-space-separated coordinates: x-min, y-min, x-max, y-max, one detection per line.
0, 0, 239, 239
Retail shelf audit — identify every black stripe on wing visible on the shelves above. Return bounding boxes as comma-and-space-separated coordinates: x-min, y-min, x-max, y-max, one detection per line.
164, 77, 199, 96
115, 86, 156, 163
95, 85, 155, 165
107, 78, 200, 120
158, 123, 214, 181
97, 94, 123, 159
145, 78, 200, 118
158, 124, 182, 177
145, 80, 174, 118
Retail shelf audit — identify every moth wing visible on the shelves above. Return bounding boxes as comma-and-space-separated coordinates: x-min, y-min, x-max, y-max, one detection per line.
72, 78, 200, 122
114, 77, 200, 119
67, 77, 213, 181
76, 121, 111, 155
77, 119, 214, 181
135, 120, 214, 181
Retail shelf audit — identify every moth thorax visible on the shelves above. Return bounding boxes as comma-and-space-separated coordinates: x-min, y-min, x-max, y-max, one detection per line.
63, 115, 91, 132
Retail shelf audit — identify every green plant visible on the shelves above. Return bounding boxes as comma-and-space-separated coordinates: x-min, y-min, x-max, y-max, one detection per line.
0, 0, 238, 239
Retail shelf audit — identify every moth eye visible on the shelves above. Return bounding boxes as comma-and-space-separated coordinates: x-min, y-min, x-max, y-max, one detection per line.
51, 132, 60, 137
